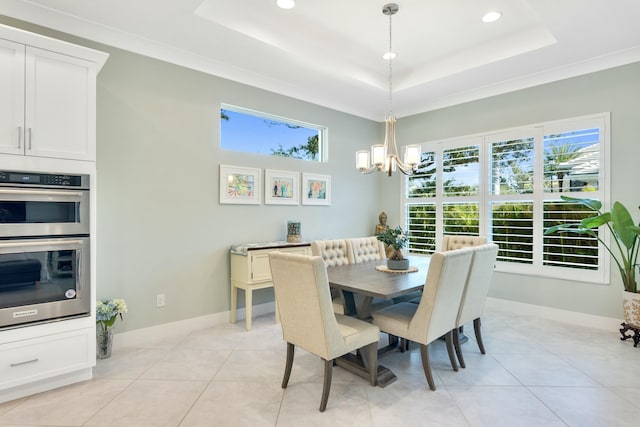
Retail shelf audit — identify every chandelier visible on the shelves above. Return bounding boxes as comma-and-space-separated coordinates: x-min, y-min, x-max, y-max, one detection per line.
356, 3, 421, 177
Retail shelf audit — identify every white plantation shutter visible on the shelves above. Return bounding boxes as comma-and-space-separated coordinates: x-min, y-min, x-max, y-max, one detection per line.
406, 203, 437, 254
443, 202, 479, 236
490, 201, 534, 264
543, 201, 599, 270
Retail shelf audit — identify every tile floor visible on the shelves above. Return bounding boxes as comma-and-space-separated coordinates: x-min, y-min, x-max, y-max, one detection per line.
2, 304, 640, 426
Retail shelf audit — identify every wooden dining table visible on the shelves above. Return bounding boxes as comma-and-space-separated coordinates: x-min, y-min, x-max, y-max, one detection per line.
326, 255, 431, 387
327, 255, 430, 318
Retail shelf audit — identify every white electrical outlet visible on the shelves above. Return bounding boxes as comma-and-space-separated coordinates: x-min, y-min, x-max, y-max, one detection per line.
156, 294, 165, 307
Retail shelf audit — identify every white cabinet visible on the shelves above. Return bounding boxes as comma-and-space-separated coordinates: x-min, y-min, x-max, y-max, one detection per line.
230, 242, 311, 331
0, 328, 92, 391
0, 38, 24, 157
0, 23, 105, 404
0, 26, 106, 161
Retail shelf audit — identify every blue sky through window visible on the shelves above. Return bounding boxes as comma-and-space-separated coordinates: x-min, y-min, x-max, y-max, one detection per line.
220, 108, 321, 159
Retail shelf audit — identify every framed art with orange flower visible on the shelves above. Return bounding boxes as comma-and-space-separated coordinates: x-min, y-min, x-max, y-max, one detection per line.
302, 173, 331, 206
219, 165, 261, 204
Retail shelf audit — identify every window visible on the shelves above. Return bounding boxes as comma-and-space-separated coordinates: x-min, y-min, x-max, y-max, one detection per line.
403, 114, 609, 282
220, 105, 326, 161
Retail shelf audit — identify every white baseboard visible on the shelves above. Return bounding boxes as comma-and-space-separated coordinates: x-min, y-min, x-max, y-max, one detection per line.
113, 301, 276, 349
485, 297, 621, 331
113, 298, 621, 350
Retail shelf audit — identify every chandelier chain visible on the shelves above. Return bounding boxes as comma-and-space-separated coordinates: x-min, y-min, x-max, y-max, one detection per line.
388, 9, 393, 116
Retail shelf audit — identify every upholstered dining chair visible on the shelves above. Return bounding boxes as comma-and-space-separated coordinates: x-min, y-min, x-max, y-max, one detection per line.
441, 235, 487, 251
311, 239, 354, 314
452, 243, 499, 368
347, 236, 386, 263
311, 239, 354, 266
371, 247, 474, 390
268, 252, 380, 412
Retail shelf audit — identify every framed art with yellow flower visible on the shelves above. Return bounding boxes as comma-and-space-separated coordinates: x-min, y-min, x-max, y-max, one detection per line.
219, 165, 261, 204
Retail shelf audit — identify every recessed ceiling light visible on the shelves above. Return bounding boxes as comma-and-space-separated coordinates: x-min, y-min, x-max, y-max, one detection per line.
383, 51, 396, 60
276, 0, 295, 9
482, 11, 502, 23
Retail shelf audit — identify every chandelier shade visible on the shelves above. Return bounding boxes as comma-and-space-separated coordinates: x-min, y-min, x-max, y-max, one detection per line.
355, 3, 421, 177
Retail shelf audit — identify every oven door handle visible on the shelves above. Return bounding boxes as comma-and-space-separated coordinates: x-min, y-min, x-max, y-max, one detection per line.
0, 188, 84, 197
0, 239, 84, 248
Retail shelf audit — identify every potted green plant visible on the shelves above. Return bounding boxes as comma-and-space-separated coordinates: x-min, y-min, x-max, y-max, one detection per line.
544, 196, 640, 332
377, 226, 410, 270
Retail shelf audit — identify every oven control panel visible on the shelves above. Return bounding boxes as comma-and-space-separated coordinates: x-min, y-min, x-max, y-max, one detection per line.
0, 170, 89, 189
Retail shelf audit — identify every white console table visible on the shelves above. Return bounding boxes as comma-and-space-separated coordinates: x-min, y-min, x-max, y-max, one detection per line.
230, 241, 311, 331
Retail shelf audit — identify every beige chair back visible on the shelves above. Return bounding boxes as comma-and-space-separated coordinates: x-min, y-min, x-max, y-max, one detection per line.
441, 235, 486, 251
311, 239, 353, 266
268, 252, 345, 360
408, 247, 474, 344
456, 243, 499, 327
348, 237, 386, 263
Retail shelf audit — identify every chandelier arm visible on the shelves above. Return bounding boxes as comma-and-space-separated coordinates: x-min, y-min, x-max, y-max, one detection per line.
358, 166, 379, 174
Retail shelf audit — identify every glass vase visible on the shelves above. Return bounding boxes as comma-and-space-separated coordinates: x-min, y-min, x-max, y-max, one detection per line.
96, 328, 113, 359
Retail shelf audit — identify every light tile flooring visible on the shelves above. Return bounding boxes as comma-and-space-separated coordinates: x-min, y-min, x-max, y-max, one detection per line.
2, 304, 640, 426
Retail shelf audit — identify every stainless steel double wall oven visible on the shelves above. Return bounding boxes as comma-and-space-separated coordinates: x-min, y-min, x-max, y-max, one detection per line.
0, 170, 91, 329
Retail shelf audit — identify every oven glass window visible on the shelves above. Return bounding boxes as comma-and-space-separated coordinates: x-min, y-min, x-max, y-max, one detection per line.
0, 248, 80, 309
0, 201, 80, 224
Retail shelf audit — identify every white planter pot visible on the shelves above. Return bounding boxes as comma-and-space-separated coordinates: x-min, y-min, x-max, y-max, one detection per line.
622, 290, 640, 328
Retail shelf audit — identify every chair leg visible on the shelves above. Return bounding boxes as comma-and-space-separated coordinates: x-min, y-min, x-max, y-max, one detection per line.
452, 328, 466, 369
320, 359, 333, 412
445, 331, 459, 372
419, 343, 436, 391
474, 317, 486, 354
282, 342, 294, 389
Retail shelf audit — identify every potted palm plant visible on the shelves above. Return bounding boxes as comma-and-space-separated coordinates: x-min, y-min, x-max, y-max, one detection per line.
544, 196, 640, 337
377, 226, 410, 270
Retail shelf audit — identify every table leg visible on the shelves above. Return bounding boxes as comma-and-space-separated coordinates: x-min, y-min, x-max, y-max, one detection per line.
340, 290, 358, 316
230, 284, 237, 324
245, 288, 252, 331
335, 353, 397, 387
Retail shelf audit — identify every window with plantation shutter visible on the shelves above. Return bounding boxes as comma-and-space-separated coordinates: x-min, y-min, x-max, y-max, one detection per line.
407, 203, 437, 254
402, 113, 610, 282
491, 201, 533, 264
444, 202, 479, 236
443, 146, 479, 196
543, 201, 599, 269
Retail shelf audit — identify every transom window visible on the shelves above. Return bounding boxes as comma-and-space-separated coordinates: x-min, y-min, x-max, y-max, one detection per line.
403, 113, 609, 283
220, 104, 326, 161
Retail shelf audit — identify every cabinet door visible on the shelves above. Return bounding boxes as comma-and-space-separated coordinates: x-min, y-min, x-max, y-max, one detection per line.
0, 39, 25, 156
24, 47, 97, 161
250, 252, 272, 282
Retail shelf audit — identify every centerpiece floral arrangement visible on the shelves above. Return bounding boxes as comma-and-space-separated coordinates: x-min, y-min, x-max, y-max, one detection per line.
96, 298, 128, 332
377, 225, 408, 260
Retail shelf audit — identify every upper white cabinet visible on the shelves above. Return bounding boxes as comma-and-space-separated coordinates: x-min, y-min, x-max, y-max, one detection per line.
0, 39, 25, 157
0, 25, 108, 161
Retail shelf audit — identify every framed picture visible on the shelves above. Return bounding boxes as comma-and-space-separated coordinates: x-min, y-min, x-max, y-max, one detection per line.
219, 165, 261, 204
265, 169, 299, 205
302, 173, 331, 206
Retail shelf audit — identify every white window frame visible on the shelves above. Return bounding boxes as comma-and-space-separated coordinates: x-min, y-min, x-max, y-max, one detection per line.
402, 113, 611, 283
